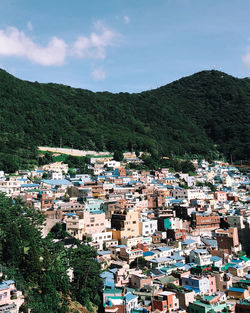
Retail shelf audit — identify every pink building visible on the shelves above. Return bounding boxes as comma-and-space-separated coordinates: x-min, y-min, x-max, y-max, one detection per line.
0, 282, 11, 306
66, 211, 106, 239
83, 211, 106, 235
115, 268, 130, 287
208, 275, 217, 293
0, 280, 23, 311
214, 191, 227, 202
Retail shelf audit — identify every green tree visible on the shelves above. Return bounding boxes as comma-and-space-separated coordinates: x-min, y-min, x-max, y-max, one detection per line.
70, 244, 103, 307
113, 150, 124, 161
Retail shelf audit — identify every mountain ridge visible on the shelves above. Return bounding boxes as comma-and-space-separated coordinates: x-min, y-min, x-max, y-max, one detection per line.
0, 68, 249, 171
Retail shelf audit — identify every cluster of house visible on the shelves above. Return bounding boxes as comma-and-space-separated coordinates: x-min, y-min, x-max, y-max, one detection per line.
0, 152, 250, 313
0, 270, 23, 313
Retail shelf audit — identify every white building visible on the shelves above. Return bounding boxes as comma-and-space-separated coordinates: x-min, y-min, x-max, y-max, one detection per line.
43, 162, 68, 173
172, 188, 205, 201
189, 249, 211, 266
90, 231, 113, 243
52, 172, 63, 180
139, 219, 158, 236
105, 160, 120, 168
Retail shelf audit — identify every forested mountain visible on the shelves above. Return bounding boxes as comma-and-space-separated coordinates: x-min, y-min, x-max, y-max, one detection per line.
0, 68, 249, 171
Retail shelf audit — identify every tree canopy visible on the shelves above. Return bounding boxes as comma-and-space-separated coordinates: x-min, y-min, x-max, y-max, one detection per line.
0, 68, 249, 173
0, 193, 102, 312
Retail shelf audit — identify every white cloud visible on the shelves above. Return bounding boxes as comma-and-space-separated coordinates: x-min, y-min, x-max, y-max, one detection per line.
242, 38, 250, 68
243, 53, 250, 68
27, 21, 33, 31
91, 67, 106, 81
123, 16, 130, 24
71, 21, 120, 59
0, 22, 121, 68
0, 26, 67, 66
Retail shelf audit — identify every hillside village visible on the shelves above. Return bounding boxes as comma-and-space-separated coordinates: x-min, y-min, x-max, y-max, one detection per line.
0, 152, 250, 313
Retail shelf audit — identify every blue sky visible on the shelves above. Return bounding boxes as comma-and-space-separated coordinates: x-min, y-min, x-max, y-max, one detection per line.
0, 0, 250, 92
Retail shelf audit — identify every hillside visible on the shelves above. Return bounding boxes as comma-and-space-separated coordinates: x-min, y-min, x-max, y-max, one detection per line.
0, 69, 249, 171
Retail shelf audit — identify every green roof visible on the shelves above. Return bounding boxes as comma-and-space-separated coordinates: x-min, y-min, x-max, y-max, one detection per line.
222, 263, 235, 270
156, 275, 177, 284
189, 300, 229, 312
203, 295, 214, 301
103, 288, 122, 294
240, 256, 250, 262
239, 280, 250, 285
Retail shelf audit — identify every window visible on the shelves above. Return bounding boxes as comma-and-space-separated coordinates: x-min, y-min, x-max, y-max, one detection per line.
90, 217, 95, 223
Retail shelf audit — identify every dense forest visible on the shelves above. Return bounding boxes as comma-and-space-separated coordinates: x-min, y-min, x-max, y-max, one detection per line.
0, 69, 249, 171
0, 193, 103, 312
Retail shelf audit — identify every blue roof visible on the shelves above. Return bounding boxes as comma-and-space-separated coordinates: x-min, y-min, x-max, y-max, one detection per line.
211, 256, 222, 262
98, 251, 111, 256
41, 179, 72, 186
170, 199, 184, 203
100, 271, 114, 279
64, 213, 76, 216
125, 293, 137, 302
104, 278, 115, 288
184, 286, 200, 293
0, 282, 9, 290
202, 238, 218, 247
143, 251, 155, 257
174, 262, 185, 268
5, 280, 15, 285
151, 257, 172, 263
192, 249, 208, 254
182, 239, 196, 245
157, 246, 171, 252
90, 210, 105, 214
109, 268, 118, 274
170, 255, 185, 261
231, 259, 242, 263
21, 183, 40, 187
229, 287, 246, 293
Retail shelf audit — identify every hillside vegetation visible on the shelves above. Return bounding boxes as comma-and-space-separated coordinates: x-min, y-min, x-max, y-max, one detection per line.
0, 69, 249, 171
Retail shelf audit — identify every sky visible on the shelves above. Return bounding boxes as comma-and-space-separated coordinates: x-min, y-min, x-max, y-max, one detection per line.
0, 0, 250, 93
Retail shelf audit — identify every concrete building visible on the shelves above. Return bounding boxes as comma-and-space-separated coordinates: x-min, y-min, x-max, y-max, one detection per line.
226, 215, 245, 229
191, 213, 220, 230
189, 249, 211, 266
139, 219, 158, 237
215, 227, 242, 254
111, 209, 140, 241
153, 291, 179, 312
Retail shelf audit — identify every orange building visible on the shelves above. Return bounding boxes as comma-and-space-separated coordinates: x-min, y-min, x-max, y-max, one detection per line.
153, 291, 179, 312
192, 213, 220, 229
